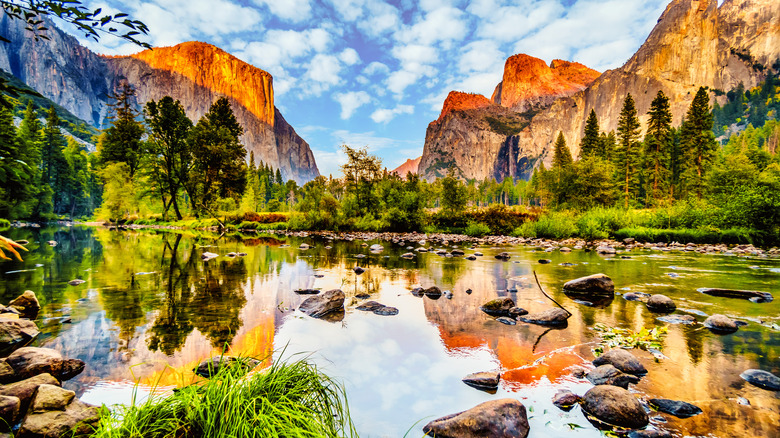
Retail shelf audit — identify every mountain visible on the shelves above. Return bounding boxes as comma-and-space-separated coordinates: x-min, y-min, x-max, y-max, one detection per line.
420, 0, 780, 182
0, 16, 319, 183
391, 157, 422, 177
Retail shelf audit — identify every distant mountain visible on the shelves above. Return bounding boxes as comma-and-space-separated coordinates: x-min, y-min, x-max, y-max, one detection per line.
391, 157, 421, 177
420, 0, 780, 182
0, 16, 319, 183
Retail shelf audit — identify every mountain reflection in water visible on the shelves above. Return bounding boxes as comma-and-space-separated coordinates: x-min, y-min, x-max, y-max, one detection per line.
0, 226, 778, 438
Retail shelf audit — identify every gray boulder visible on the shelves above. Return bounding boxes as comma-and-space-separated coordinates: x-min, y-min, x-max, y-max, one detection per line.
593, 349, 647, 375
581, 385, 649, 429
740, 369, 780, 391
704, 314, 738, 333
563, 274, 614, 295
8, 291, 40, 320
646, 295, 676, 313
5, 347, 85, 382
586, 364, 640, 389
423, 399, 529, 438
0, 319, 39, 356
299, 289, 345, 318
648, 398, 702, 418
462, 371, 500, 391
518, 308, 569, 326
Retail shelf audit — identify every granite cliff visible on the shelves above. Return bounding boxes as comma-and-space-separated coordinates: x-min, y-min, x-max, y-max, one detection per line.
391, 157, 422, 178
0, 17, 319, 183
420, 0, 780, 182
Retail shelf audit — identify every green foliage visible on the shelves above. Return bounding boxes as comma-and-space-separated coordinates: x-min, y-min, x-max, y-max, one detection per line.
643, 90, 673, 205
680, 87, 718, 199
579, 109, 600, 159
514, 211, 577, 239
615, 93, 642, 207
552, 131, 573, 169
485, 115, 527, 136
464, 221, 491, 237
100, 83, 145, 177
440, 171, 468, 213
97, 162, 135, 222
593, 323, 667, 357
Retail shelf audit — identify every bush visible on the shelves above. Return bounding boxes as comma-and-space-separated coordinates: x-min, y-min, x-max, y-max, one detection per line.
514, 211, 577, 239
353, 214, 385, 232
0, 218, 10, 230
464, 222, 491, 237
468, 204, 533, 235
243, 212, 289, 224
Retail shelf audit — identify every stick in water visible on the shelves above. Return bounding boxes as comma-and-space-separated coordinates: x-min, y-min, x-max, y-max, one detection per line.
533, 270, 572, 317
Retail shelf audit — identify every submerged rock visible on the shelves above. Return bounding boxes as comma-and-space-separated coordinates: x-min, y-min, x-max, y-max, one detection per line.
657, 314, 696, 325
4, 347, 85, 382
508, 307, 528, 318
538, 259, 551, 264
552, 390, 581, 411
586, 365, 640, 389
496, 317, 516, 325
352, 266, 365, 275
410, 287, 425, 297
518, 308, 569, 326
494, 252, 511, 261
628, 430, 673, 438
563, 274, 614, 295
698, 288, 773, 303
480, 298, 515, 317
355, 301, 385, 311
294, 289, 320, 295
649, 398, 703, 418
740, 369, 780, 391
299, 289, 345, 318
7, 291, 40, 320
373, 306, 399, 316
581, 385, 649, 429
0, 319, 39, 356
646, 294, 676, 313
462, 371, 500, 391
593, 349, 647, 375
423, 399, 529, 438
704, 314, 739, 334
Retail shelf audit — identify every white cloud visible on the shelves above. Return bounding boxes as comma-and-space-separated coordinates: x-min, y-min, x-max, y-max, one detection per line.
252, 0, 312, 23
333, 91, 371, 119
303, 54, 344, 95
370, 104, 413, 123
339, 48, 361, 66
395, 5, 468, 47
363, 62, 389, 76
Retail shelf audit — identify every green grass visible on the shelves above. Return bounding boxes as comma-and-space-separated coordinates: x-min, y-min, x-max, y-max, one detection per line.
91, 355, 357, 438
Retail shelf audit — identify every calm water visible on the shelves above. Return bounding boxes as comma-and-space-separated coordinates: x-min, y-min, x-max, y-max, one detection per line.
1, 226, 779, 438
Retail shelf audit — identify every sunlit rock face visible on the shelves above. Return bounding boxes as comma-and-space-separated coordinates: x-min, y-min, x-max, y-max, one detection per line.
420, 0, 780, 181
0, 18, 319, 183
391, 157, 422, 177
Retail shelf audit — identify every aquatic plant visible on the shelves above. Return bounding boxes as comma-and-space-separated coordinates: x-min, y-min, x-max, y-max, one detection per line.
592, 323, 667, 357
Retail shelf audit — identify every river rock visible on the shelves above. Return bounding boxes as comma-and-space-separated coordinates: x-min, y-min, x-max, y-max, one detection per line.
352, 266, 365, 275
462, 371, 500, 391
29, 384, 75, 413
538, 259, 551, 264
657, 314, 696, 325
67, 279, 85, 286
496, 317, 516, 325
401, 253, 415, 259
552, 390, 581, 411
0, 361, 14, 384
740, 369, 780, 391
586, 364, 640, 389
649, 398, 702, 418
7, 291, 40, 320
646, 295, 676, 313
581, 385, 649, 429
424, 287, 442, 299
596, 245, 616, 255
698, 288, 773, 303
294, 289, 319, 295
18, 398, 101, 438
563, 274, 614, 295
4, 347, 85, 382
593, 349, 647, 375
369, 244, 383, 252
201, 252, 218, 260
704, 314, 738, 333
0, 395, 19, 427
494, 252, 511, 261
465, 255, 477, 260
508, 307, 528, 318
628, 430, 673, 438
193, 356, 260, 378
373, 306, 399, 316
422, 398, 530, 438
410, 287, 425, 297
299, 289, 345, 318
480, 298, 515, 317
0, 373, 60, 412
451, 249, 465, 256
0, 319, 39, 356
518, 308, 569, 326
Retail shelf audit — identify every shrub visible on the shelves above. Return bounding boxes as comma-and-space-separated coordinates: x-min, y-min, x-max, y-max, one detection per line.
464, 222, 491, 237
468, 204, 533, 235
533, 211, 578, 239
243, 212, 289, 224
0, 218, 11, 229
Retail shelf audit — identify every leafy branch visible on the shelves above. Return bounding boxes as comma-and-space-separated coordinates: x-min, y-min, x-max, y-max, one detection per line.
0, 235, 26, 261
592, 323, 667, 357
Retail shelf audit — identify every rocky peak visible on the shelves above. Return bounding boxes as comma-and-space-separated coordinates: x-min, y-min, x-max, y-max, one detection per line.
436, 91, 494, 123
391, 157, 421, 177
491, 53, 600, 112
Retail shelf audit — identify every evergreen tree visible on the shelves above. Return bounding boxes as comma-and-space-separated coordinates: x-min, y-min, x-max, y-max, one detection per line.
41, 107, 69, 214
579, 109, 600, 158
0, 97, 35, 217
101, 83, 144, 177
615, 93, 642, 208
16, 100, 46, 217
552, 131, 573, 168
62, 138, 89, 217
597, 131, 617, 161
643, 90, 673, 205
680, 87, 718, 199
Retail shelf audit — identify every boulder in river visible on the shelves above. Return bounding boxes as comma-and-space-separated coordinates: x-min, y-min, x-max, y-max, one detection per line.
352, 266, 365, 275
518, 308, 569, 326
410, 287, 425, 297
563, 274, 614, 295
657, 314, 696, 325
373, 306, 399, 316
698, 288, 773, 303
422, 398, 530, 438
628, 430, 673, 438
29, 384, 74, 413
18, 398, 101, 438
0, 319, 39, 356
538, 259, 551, 264
646, 294, 676, 313
67, 279, 85, 286
739, 369, 780, 391
424, 287, 442, 299
508, 307, 528, 318
496, 317, 516, 325
0, 373, 60, 412
7, 291, 40, 320
193, 356, 260, 378
649, 398, 702, 418
355, 301, 385, 311
586, 364, 640, 389
462, 371, 500, 391
581, 385, 649, 429
552, 390, 581, 411
4, 347, 85, 382
480, 298, 515, 317
401, 253, 415, 259
299, 289, 345, 318
494, 252, 511, 261
0, 394, 19, 427
593, 349, 647, 375
703, 314, 738, 334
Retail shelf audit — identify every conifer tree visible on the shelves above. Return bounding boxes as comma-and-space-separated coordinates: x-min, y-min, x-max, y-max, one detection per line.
101, 83, 144, 177
0, 97, 35, 217
615, 93, 642, 208
552, 132, 573, 168
643, 90, 673, 205
579, 109, 600, 159
17, 100, 47, 217
680, 87, 718, 199
598, 131, 617, 161
41, 107, 69, 214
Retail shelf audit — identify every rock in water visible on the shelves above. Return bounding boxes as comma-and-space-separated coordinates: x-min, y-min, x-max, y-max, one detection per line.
294, 289, 319, 295
462, 371, 501, 391
5, 347, 85, 382
480, 298, 516, 317
581, 385, 649, 429
508, 307, 528, 317
0, 319, 39, 356
494, 252, 511, 261
552, 390, 581, 411
563, 273, 614, 295
8, 291, 40, 319
496, 317, 516, 325
518, 308, 569, 326
355, 301, 385, 311
299, 289, 345, 318
373, 306, 399, 316
704, 314, 739, 334
29, 384, 74, 412
352, 266, 365, 275
740, 369, 780, 391
586, 364, 640, 389
646, 294, 676, 313
657, 314, 696, 325
67, 279, 85, 286
649, 398, 703, 418
628, 431, 673, 438
698, 288, 773, 303
424, 286, 442, 299
538, 259, 551, 264
423, 399, 530, 438
593, 349, 647, 375
0, 373, 60, 412
193, 356, 260, 378
18, 398, 101, 438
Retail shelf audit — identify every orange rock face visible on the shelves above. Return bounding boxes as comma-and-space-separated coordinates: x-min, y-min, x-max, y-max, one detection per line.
437, 91, 494, 123
391, 157, 421, 177
491, 54, 600, 111
131, 41, 275, 126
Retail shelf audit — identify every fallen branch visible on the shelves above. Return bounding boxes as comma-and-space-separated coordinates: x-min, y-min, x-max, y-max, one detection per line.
533, 271, 572, 317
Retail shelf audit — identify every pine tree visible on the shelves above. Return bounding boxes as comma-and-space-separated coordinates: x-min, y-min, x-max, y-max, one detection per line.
552, 131, 573, 168
0, 97, 35, 218
579, 109, 600, 159
41, 107, 69, 214
17, 100, 46, 217
598, 131, 617, 161
101, 82, 145, 177
680, 87, 718, 199
643, 90, 673, 205
615, 94, 642, 208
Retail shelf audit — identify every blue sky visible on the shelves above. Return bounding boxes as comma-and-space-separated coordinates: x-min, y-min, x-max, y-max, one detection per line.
71, 0, 671, 178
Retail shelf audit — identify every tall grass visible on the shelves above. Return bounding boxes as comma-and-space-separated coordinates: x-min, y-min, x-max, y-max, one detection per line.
91, 356, 358, 438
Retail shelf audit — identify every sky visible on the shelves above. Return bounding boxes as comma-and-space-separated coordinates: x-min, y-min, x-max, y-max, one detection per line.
68, 0, 672, 178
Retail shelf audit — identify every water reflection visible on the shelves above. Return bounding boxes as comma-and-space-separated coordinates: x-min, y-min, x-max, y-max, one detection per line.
0, 227, 778, 437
